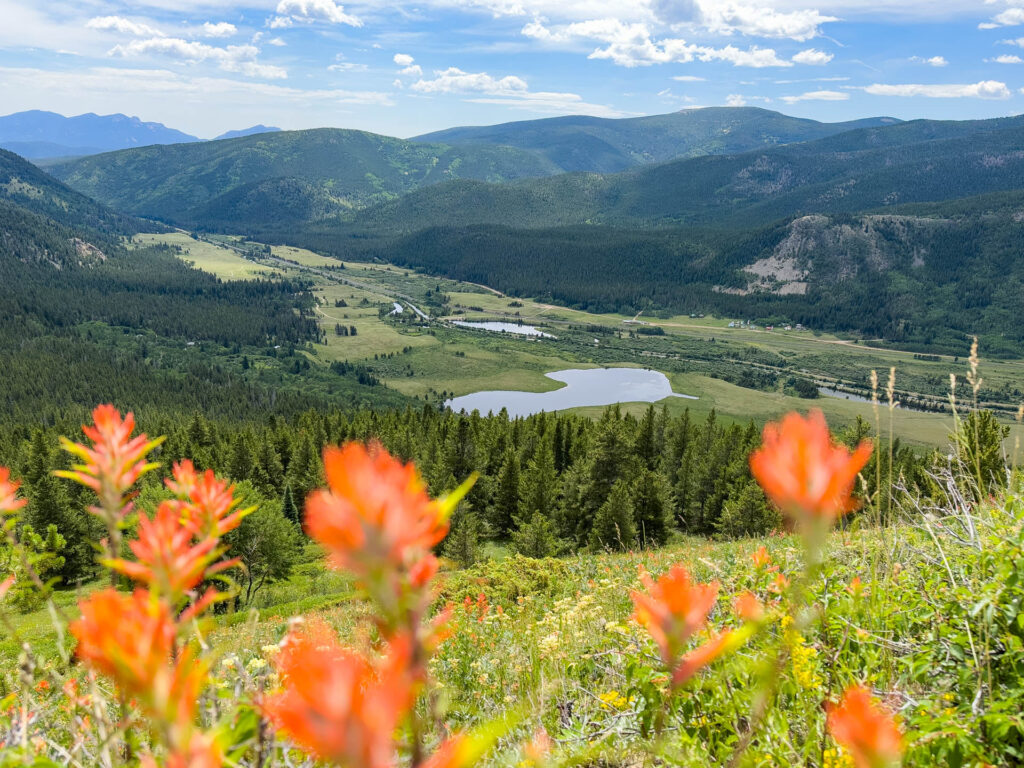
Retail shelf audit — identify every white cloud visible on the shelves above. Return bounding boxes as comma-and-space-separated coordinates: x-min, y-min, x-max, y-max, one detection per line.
393, 53, 415, 66
267, 37, 287, 46
400, 65, 424, 76
329, 61, 368, 71
1002, 36, 1024, 47
0, 65, 394, 137
726, 94, 747, 106
862, 80, 1011, 99
273, 0, 362, 27
980, 7, 1024, 28
673, 75, 706, 81
792, 48, 833, 65
781, 88, 848, 102
699, 3, 838, 41
201, 22, 237, 38
110, 38, 288, 80
410, 66, 624, 116
909, 55, 948, 66
86, 16, 164, 38
522, 18, 792, 67
989, 54, 1024, 62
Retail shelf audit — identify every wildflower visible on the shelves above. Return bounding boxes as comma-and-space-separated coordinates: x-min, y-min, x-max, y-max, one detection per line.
846, 577, 865, 598
264, 619, 414, 768
166, 460, 249, 537
751, 545, 773, 570
56, 404, 163, 519
735, 591, 764, 622
631, 565, 744, 687
0, 468, 26, 515
749, 410, 872, 530
306, 443, 470, 581
70, 589, 175, 702
106, 502, 223, 601
826, 686, 903, 768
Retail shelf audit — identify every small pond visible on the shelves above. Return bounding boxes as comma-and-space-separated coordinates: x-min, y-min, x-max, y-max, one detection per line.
445, 367, 697, 418
451, 320, 555, 338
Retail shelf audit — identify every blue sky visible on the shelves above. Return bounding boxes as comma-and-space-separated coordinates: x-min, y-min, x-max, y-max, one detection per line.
1, 0, 1023, 138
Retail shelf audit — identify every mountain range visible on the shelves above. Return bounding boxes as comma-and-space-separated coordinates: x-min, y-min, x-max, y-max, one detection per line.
0, 110, 281, 159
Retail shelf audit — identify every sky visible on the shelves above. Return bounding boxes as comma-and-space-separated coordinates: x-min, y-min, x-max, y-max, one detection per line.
1, 0, 1024, 138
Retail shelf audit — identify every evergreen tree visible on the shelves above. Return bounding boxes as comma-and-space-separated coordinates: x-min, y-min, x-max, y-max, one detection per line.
589, 479, 635, 551
228, 433, 255, 482
281, 484, 301, 527
511, 512, 561, 558
631, 468, 673, 546
519, 435, 557, 520
253, 438, 285, 496
443, 501, 481, 568
491, 448, 521, 536
717, 480, 778, 538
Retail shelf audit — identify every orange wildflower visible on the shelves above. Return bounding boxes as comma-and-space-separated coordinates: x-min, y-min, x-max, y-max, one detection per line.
826, 686, 903, 768
264, 619, 414, 768
750, 410, 872, 526
847, 576, 865, 598
305, 443, 467, 579
631, 565, 737, 687
734, 591, 764, 622
751, 545, 773, 570
70, 589, 175, 703
56, 404, 163, 518
106, 502, 222, 600
0, 468, 26, 515
165, 460, 248, 537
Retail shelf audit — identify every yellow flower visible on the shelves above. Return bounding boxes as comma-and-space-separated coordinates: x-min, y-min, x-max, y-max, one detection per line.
822, 747, 855, 768
598, 690, 630, 710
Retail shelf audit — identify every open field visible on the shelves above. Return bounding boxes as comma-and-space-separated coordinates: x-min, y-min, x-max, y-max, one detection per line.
132, 233, 283, 280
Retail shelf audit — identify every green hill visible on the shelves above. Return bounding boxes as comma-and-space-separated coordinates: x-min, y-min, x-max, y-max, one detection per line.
46, 128, 561, 229
347, 115, 1024, 235
413, 106, 900, 173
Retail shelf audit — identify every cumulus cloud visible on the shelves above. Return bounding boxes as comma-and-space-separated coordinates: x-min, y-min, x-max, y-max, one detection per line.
522, 18, 792, 67
979, 7, 1024, 28
909, 55, 947, 66
86, 16, 163, 38
780, 89, 848, 102
699, 3, 838, 41
272, 0, 362, 28
989, 54, 1024, 62
791, 48, 833, 65
862, 80, 1011, 99
393, 53, 415, 66
726, 94, 747, 106
201, 22, 237, 38
409, 66, 625, 116
110, 38, 287, 79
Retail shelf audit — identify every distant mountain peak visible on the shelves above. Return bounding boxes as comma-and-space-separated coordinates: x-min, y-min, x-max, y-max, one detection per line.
214, 125, 282, 141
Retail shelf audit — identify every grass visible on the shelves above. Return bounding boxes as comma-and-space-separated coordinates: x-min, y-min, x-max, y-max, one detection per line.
132, 233, 283, 280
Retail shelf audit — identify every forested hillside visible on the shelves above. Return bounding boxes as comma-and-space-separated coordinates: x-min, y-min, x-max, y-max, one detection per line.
0, 148, 405, 421
413, 107, 899, 173
45, 128, 560, 228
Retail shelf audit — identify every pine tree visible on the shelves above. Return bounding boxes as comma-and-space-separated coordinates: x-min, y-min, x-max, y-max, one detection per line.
588, 479, 635, 551
491, 449, 521, 536
512, 512, 561, 558
281, 484, 301, 527
519, 435, 557, 520
443, 501, 481, 568
228, 433, 255, 482
631, 468, 673, 547
253, 438, 285, 496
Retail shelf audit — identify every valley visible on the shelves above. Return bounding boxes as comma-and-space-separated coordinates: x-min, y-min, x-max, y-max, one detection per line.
135, 230, 1024, 449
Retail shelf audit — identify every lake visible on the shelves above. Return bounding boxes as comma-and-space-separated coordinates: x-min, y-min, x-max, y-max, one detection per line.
445, 367, 697, 418
451, 320, 555, 338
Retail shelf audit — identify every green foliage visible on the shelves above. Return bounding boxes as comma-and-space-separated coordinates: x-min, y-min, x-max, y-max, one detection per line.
589, 479, 636, 551
443, 502, 482, 568
225, 483, 303, 605
511, 512, 562, 559
437, 554, 572, 606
